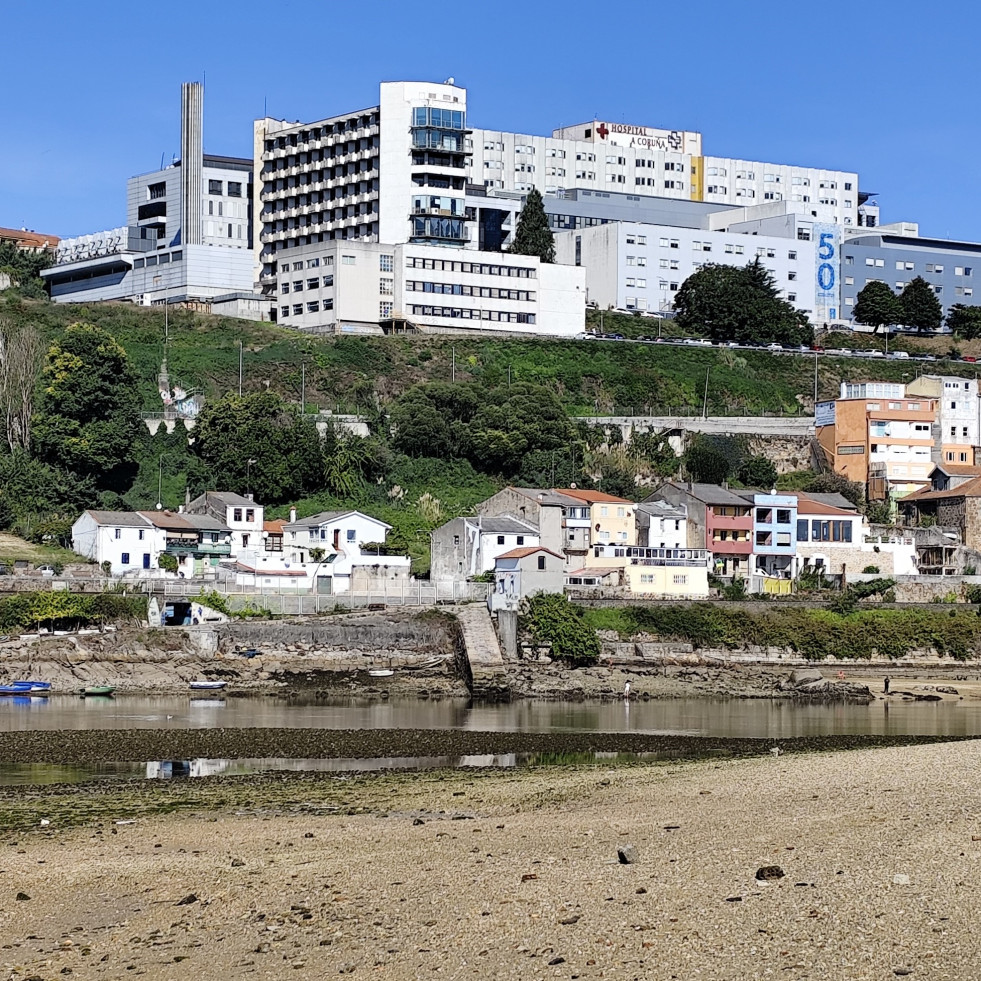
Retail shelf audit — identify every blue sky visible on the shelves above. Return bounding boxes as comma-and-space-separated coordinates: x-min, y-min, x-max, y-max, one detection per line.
3, 0, 978, 240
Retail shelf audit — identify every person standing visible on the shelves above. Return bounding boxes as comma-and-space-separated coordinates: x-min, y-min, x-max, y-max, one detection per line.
623, 681, 631, 700
884, 676, 891, 695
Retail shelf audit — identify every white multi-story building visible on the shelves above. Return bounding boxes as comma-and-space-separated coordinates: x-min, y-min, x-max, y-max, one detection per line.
252, 80, 860, 302
44, 83, 263, 316
555, 220, 817, 317
272, 238, 584, 336
906, 374, 981, 466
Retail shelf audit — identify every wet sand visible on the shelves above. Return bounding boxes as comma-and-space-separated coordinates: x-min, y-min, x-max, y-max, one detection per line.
2, 740, 981, 979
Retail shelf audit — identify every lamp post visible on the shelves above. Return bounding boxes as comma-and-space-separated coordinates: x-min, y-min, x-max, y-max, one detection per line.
246, 458, 257, 497
156, 454, 164, 510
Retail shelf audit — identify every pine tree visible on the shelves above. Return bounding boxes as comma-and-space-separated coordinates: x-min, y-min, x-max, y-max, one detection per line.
509, 189, 555, 263
900, 276, 943, 332
853, 280, 903, 333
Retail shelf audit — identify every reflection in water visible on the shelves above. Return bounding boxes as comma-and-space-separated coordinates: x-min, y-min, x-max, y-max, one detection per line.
0, 693, 980, 739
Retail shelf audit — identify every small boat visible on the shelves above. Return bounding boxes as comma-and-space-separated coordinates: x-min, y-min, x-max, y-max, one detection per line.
189, 680, 227, 691
367, 668, 395, 678
80, 685, 116, 697
0, 684, 49, 697
11, 680, 52, 692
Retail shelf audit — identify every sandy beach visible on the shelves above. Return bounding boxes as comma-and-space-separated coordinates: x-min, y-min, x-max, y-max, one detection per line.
2, 741, 981, 979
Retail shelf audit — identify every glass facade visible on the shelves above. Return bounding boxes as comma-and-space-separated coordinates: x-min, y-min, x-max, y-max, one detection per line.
412, 107, 466, 130
412, 195, 466, 216
412, 216, 468, 242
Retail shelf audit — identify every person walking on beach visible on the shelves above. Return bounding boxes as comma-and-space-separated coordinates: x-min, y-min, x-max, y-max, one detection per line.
884, 676, 891, 694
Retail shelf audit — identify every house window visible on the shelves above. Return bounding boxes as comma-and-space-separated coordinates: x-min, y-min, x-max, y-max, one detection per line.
797, 519, 808, 542
121, 552, 130, 565
114, 528, 121, 539
537, 555, 546, 570
233, 508, 243, 522
346, 529, 356, 542
497, 535, 505, 545
516, 536, 524, 545
138, 530, 144, 540
242, 534, 249, 548
453, 535, 460, 546
246, 509, 255, 523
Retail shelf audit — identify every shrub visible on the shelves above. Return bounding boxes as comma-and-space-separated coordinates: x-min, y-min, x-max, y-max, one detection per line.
520, 593, 600, 666
862, 565, 880, 574
157, 553, 178, 574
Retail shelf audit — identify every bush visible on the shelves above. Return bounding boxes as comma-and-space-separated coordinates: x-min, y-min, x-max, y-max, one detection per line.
862, 565, 880, 574
520, 593, 600, 666
157, 553, 178, 574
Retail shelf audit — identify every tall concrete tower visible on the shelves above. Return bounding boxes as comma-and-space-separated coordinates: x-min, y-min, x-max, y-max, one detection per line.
180, 82, 203, 246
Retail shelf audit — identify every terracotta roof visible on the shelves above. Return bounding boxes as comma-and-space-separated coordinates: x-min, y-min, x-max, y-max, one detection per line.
566, 566, 618, 577
932, 463, 981, 476
495, 546, 564, 561
794, 493, 854, 517
264, 519, 286, 533
0, 226, 59, 249
557, 489, 634, 504
901, 475, 981, 503
139, 510, 195, 532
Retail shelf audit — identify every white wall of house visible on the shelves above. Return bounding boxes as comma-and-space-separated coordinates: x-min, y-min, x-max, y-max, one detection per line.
71, 513, 163, 575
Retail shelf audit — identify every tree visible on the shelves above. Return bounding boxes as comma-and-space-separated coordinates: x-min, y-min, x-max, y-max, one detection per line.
508, 189, 555, 263
673, 258, 812, 346
0, 242, 52, 300
946, 303, 981, 340
684, 435, 732, 484
805, 470, 865, 507
32, 323, 144, 493
853, 281, 902, 334
191, 391, 323, 504
737, 455, 778, 488
0, 318, 43, 452
900, 276, 943, 332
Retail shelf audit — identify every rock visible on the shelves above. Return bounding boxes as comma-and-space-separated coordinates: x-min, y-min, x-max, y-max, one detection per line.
935, 686, 959, 695
338, 963, 357, 974
412, 818, 425, 826
617, 844, 638, 865
231, 858, 245, 867
790, 668, 823, 686
16, 891, 30, 901
559, 914, 581, 924
755, 866, 785, 881
548, 957, 566, 965
725, 895, 743, 902
175, 893, 198, 906
892, 873, 911, 885
893, 969, 914, 976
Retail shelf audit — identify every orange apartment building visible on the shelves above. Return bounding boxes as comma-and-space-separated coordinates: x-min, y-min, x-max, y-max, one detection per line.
816, 382, 937, 501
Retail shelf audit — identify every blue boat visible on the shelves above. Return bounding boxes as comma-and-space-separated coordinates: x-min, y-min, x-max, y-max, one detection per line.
10, 681, 51, 692
0, 685, 47, 697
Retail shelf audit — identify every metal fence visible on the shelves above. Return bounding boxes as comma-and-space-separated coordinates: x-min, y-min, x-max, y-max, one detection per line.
225, 582, 491, 614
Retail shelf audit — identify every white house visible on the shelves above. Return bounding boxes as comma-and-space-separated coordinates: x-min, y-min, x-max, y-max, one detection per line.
489, 546, 566, 612
430, 515, 540, 582
71, 511, 162, 575
187, 492, 264, 554
275, 508, 411, 594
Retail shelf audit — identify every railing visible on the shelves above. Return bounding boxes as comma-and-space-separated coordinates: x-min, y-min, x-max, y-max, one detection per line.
575, 406, 813, 419
166, 541, 232, 556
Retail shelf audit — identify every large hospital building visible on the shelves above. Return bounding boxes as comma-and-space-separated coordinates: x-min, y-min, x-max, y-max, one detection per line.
40, 78, 981, 336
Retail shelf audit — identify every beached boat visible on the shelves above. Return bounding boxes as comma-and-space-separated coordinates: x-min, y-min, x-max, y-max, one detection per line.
0, 684, 48, 697
367, 668, 395, 678
80, 685, 116, 697
189, 680, 228, 691
10, 680, 52, 692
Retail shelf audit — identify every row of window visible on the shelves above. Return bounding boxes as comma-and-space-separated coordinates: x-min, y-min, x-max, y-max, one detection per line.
133, 251, 182, 269
208, 180, 244, 197
406, 281, 535, 301
263, 114, 379, 152
405, 257, 536, 278
282, 300, 336, 317
283, 275, 333, 293
409, 305, 536, 324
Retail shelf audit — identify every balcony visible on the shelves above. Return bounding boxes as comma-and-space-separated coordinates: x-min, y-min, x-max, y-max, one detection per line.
166, 539, 232, 557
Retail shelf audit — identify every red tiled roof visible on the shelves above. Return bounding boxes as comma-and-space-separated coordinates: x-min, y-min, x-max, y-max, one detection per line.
557, 489, 634, 504
901, 475, 981, 503
263, 519, 286, 533
0, 226, 59, 249
794, 493, 854, 517
496, 546, 565, 561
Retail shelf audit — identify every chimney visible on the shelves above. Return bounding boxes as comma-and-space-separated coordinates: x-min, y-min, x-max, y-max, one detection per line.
289, 506, 297, 524
180, 82, 203, 246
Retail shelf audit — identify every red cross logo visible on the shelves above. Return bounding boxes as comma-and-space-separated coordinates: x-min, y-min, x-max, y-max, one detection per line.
596, 123, 609, 140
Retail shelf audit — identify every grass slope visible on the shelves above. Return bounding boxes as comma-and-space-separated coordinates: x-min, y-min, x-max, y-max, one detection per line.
5, 295, 979, 418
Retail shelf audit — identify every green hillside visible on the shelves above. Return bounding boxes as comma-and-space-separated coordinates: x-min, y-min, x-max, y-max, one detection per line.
3, 295, 975, 418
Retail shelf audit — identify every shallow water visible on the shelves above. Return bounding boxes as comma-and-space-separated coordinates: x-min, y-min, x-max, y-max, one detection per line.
1, 693, 979, 739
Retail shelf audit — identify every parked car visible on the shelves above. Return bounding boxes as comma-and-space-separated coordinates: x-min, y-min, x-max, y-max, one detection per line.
887, 351, 910, 360
962, 356, 977, 363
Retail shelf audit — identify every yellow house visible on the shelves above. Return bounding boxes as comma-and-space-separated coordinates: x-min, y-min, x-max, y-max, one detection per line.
586, 544, 709, 598
559, 489, 636, 547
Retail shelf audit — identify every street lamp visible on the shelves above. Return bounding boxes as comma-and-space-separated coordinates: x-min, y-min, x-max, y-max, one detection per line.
156, 454, 164, 510
246, 458, 257, 497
